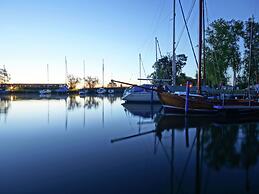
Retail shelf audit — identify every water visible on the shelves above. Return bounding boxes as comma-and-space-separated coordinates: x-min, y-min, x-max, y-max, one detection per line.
0, 94, 259, 194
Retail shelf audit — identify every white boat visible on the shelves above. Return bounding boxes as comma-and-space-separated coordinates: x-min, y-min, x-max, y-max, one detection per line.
39, 64, 51, 95
79, 88, 88, 95
96, 88, 106, 94
55, 85, 69, 93
79, 60, 88, 96
122, 84, 160, 103
39, 89, 51, 95
96, 59, 107, 94
107, 89, 114, 94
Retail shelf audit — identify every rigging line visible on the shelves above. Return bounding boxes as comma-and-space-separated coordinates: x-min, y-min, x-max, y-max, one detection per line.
176, 0, 197, 49
141, 59, 147, 78
178, 0, 199, 68
140, 0, 166, 53
176, 134, 197, 194
159, 139, 171, 164
156, 38, 163, 58
204, 0, 209, 25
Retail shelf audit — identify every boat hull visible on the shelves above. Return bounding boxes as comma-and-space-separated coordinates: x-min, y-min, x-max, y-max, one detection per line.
96, 88, 106, 94
122, 91, 160, 103
158, 92, 214, 110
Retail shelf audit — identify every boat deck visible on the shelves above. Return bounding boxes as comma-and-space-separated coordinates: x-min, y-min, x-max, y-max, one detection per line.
214, 105, 259, 109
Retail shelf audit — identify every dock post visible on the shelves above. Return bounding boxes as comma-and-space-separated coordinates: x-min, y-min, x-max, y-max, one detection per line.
151, 85, 154, 104
185, 81, 190, 115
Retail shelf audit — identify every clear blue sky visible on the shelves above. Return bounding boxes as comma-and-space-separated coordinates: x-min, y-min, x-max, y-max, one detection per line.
0, 0, 258, 84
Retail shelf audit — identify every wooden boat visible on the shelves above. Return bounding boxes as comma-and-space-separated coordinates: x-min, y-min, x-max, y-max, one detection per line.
157, 0, 259, 115
158, 92, 214, 111
158, 91, 259, 115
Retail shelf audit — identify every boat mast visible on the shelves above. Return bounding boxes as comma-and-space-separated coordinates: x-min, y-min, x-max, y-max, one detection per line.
197, 0, 203, 95
172, 0, 176, 86
47, 64, 49, 84
155, 37, 158, 62
83, 59, 86, 88
102, 59, 104, 87
202, 1, 206, 84
65, 56, 68, 85
139, 53, 142, 85
248, 16, 254, 102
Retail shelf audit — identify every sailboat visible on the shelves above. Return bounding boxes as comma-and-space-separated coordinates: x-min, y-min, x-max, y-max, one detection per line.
56, 56, 69, 93
122, 53, 160, 103
79, 60, 88, 95
157, 0, 259, 115
39, 64, 51, 95
96, 59, 106, 94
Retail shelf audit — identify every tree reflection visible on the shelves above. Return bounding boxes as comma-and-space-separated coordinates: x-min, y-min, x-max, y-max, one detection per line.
67, 95, 81, 110
202, 122, 259, 171
0, 96, 11, 121
203, 125, 240, 170
83, 96, 100, 109
107, 95, 117, 104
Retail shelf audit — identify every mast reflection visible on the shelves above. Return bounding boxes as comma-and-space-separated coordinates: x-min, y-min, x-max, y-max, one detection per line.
112, 113, 259, 194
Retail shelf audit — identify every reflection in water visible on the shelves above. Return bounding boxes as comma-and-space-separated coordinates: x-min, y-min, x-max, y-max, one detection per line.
2, 95, 259, 194
112, 113, 259, 194
0, 96, 11, 121
67, 95, 81, 111
157, 116, 259, 194
82, 96, 100, 109
122, 103, 162, 119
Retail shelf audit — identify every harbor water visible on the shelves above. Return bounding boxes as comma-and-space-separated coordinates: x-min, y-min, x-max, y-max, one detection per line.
0, 94, 259, 194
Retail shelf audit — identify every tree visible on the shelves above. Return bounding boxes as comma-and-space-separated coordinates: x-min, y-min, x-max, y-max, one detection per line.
241, 17, 259, 86
148, 54, 188, 85
84, 76, 99, 88
67, 74, 81, 89
205, 19, 243, 87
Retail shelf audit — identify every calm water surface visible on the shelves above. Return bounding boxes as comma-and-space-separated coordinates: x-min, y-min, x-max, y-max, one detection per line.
0, 94, 259, 194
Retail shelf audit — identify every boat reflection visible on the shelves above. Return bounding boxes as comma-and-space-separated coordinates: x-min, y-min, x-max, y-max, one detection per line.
111, 114, 259, 194
122, 103, 162, 118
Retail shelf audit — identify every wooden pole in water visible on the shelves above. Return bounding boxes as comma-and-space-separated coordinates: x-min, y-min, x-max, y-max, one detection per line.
185, 81, 190, 114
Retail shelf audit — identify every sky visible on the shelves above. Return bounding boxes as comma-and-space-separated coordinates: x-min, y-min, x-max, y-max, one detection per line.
0, 0, 258, 84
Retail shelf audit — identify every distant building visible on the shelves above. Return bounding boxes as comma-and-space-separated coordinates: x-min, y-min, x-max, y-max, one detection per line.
0, 66, 10, 84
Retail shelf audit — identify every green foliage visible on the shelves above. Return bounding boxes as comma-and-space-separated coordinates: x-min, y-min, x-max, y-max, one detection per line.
148, 54, 187, 84
149, 18, 259, 88
241, 17, 259, 86
205, 19, 243, 87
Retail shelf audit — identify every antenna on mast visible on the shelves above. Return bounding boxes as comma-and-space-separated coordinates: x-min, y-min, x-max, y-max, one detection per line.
155, 37, 163, 62
155, 37, 158, 62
